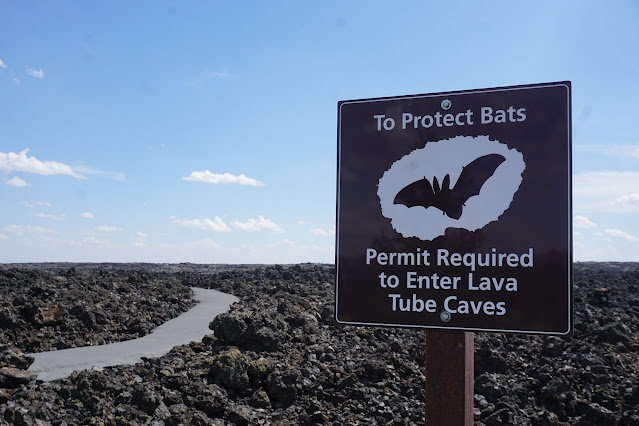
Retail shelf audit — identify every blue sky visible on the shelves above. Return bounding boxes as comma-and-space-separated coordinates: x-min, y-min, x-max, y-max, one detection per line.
1, 1, 638, 263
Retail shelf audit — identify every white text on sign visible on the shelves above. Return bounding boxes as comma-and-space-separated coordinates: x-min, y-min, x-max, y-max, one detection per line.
373, 106, 527, 131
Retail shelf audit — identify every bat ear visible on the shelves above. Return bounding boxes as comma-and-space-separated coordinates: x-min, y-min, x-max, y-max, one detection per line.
433, 176, 440, 194
442, 174, 451, 191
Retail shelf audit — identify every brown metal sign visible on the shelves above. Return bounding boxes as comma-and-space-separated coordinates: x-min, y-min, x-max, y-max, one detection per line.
335, 82, 572, 335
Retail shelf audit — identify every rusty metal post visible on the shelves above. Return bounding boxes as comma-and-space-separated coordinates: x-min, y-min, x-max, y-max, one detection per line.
425, 330, 474, 426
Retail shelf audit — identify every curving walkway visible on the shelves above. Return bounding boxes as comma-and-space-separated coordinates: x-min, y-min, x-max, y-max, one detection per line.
28, 287, 238, 381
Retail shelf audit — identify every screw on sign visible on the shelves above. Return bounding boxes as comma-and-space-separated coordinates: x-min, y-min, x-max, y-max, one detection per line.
336, 82, 572, 425
440, 311, 451, 322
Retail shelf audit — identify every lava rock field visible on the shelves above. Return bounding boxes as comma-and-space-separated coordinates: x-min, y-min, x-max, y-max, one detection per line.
0, 262, 638, 425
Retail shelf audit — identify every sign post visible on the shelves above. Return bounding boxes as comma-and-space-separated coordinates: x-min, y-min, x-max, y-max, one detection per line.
425, 330, 474, 425
335, 82, 572, 423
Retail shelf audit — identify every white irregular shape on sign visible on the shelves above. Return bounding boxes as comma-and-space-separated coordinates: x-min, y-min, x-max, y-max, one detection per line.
378, 135, 525, 240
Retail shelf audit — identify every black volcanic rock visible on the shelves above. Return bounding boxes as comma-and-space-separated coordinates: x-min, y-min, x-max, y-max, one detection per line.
0, 367, 35, 388
0, 347, 33, 370
0, 265, 194, 352
0, 262, 638, 424
209, 348, 250, 391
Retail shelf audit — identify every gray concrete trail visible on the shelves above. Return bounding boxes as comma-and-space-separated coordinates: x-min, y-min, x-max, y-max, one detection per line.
28, 288, 238, 381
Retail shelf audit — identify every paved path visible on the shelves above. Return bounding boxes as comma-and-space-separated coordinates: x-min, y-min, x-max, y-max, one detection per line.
28, 287, 238, 381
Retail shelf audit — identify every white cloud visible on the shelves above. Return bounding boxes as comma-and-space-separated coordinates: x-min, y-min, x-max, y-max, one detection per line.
574, 216, 597, 229
4, 225, 57, 237
132, 231, 148, 247
0, 234, 8, 240
208, 71, 232, 79
21, 201, 52, 208
31, 226, 57, 234
170, 216, 232, 232
0, 59, 6, 68
26, 67, 43, 79
95, 225, 121, 232
193, 70, 233, 81
573, 171, 639, 213
182, 170, 264, 186
573, 240, 629, 262
231, 216, 285, 233
4, 225, 24, 236
576, 143, 639, 160
35, 213, 64, 221
269, 239, 296, 247
604, 228, 639, 242
187, 70, 234, 87
73, 165, 125, 181
0, 149, 85, 179
311, 226, 336, 236
80, 212, 94, 219
6, 176, 30, 187
614, 193, 639, 207
82, 236, 110, 247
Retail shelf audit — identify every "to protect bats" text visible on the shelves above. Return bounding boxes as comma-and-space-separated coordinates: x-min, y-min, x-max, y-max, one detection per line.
373, 106, 527, 131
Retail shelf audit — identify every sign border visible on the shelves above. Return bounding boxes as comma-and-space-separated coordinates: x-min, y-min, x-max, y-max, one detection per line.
335, 81, 572, 335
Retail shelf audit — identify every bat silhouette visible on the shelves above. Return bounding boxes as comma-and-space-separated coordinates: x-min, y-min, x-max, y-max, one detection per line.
393, 153, 506, 219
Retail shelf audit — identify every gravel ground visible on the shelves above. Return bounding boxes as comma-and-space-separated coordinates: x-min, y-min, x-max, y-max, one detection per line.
0, 262, 638, 425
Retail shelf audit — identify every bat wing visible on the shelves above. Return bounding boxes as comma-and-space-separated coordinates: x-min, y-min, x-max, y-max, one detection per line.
452, 154, 505, 204
393, 177, 437, 208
